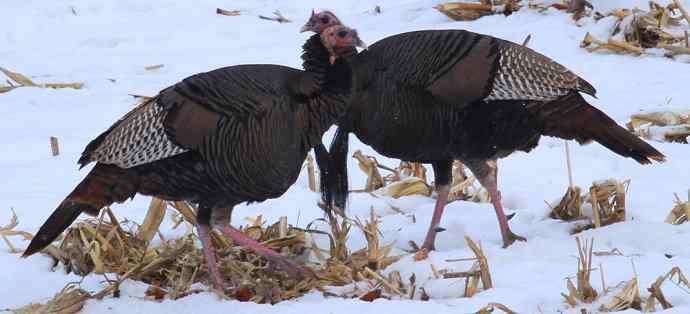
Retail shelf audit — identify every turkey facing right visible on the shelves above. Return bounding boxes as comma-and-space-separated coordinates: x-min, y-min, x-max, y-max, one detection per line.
22, 25, 366, 292
302, 11, 666, 251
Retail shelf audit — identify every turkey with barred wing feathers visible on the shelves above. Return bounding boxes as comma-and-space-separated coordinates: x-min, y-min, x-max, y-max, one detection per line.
302, 11, 664, 251
23, 25, 366, 292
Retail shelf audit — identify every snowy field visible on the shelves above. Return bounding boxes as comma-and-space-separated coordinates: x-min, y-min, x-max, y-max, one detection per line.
2, 0, 690, 313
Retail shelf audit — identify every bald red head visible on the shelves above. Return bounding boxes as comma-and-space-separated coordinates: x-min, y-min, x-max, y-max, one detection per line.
320, 25, 367, 64
300, 10, 342, 33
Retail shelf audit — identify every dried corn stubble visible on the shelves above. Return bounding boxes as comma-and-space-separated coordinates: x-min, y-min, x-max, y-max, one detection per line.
258, 10, 290, 23
379, 177, 433, 199
435, 1, 522, 21
581, 1, 690, 59
10, 284, 90, 314
216, 8, 240, 16
449, 161, 489, 203
561, 238, 598, 306
646, 266, 690, 310
0, 66, 84, 93
37, 205, 320, 303
439, 237, 493, 298
352, 150, 385, 192
599, 278, 641, 312
352, 208, 401, 271
529, 0, 593, 21
474, 302, 519, 314
665, 191, 690, 224
549, 179, 629, 234
550, 186, 584, 221
0, 209, 34, 254
352, 152, 487, 202
627, 109, 690, 144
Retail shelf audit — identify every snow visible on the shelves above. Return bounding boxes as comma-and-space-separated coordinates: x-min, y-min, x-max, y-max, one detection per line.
2, 0, 690, 313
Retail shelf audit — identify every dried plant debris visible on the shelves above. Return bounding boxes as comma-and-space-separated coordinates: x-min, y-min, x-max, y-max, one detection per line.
352, 150, 386, 192
449, 161, 489, 203
599, 278, 642, 312
216, 8, 240, 16
646, 267, 690, 311
144, 64, 164, 71
581, 1, 690, 61
529, 0, 594, 21
11, 192, 406, 305
559, 238, 689, 312
665, 191, 690, 225
433, 237, 493, 297
0, 209, 34, 254
32, 206, 314, 303
549, 179, 629, 234
435, 1, 522, 21
9, 284, 90, 314
258, 10, 291, 23
627, 109, 690, 144
0, 66, 84, 94
550, 185, 584, 221
351, 151, 487, 202
474, 302, 519, 314
562, 238, 598, 306
305, 154, 317, 192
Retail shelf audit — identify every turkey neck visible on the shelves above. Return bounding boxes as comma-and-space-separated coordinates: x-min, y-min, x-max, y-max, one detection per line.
299, 34, 356, 149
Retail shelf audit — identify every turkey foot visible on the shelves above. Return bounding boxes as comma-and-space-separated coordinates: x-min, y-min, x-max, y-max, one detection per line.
501, 229, 526, 248
219, 224, 313, 279
467, 160, 527, 248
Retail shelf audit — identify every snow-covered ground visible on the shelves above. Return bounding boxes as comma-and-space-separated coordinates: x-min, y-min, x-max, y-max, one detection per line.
2, 0, 690, 313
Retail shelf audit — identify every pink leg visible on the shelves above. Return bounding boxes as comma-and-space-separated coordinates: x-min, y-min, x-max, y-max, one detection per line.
421, 184, 450, 251
197, 223, 226, 291
219, 224, 313, 279
475, 173, 526, 248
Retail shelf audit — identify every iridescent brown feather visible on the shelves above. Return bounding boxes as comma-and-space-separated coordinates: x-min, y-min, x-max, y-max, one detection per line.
485, 41, 596, 101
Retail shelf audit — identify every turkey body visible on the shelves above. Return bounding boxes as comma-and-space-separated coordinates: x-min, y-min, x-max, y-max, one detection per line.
326, 29, 664, 249
118, 65, 338, 208
24, 34, 353, 269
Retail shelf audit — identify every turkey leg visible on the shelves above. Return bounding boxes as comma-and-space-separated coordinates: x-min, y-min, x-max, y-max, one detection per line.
466, 160, 526, 248
420, 184, 450, 251
197, 223, 226, 291
420, 160, 453, 252
219, 224, 313, 278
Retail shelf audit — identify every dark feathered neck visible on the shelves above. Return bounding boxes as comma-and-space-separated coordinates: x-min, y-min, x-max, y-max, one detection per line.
301, 34, 330, 82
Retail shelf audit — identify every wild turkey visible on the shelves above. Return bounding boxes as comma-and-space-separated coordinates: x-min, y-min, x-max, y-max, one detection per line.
22, 25, 366, 291
302, 12, 665, 250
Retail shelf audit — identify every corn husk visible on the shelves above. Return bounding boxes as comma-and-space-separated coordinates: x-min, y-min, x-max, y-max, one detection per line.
0, 66, 84, 93
549, 179, 629, 234
580, 1, 690, 60
665, 191, 690, 224
435, 1, 522, 21
627, 110, 690, 144
0, 209, 34, 254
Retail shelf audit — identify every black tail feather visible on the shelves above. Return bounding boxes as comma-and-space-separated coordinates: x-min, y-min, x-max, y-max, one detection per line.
314, 143, 334, 207
315, 127, 350, 210
22, 202, 92, 257
23, 163, 136, 257
329, 127, 350, 209
540, 92, 665, 164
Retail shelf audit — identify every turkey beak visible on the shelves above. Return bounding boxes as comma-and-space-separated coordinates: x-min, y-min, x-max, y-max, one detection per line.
352, 30, 367, 50
300, 24, 312, 33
